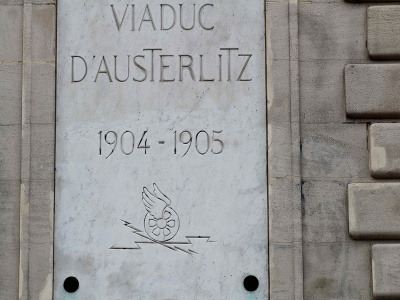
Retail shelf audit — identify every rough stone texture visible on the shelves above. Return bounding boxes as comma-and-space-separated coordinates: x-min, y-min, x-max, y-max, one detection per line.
0, 5, 23, 61
300, 61, 347, 124
304, 242, 372, 299
301, 124, 369, 179
31, 63, 55, 124
299, 2, 367, 61
370, 123, 400, 178
303, 180, 350, 243
368, 6, 400, 60
349, 183, 400, 240
372, 244, 400, 299
32, 4, 55, 61
345, 64, 400, 119
0, 64, 22, 125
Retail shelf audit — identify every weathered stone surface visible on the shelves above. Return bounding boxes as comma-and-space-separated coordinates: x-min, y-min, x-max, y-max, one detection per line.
267, 59, 290, 124
300, 61, 346, 124
32, 4, 56, 61
268, 123, 292, 178
31, 124, 54, 180
368, 6, 400, 60
302, 124, 369, 178
303, 180, 350, 243
0, 125, 21, 181
31, 63, 55, 124
304, 242, 371, 299
56, 0, 268, 298
0, 181, 19, 300
372, 244, 400, 299
269, 243, 295, 299
299, 3, 366, 61
370, 123, 400, 178
0, 5, 23, 61
266, 2, 289, 61
345, 64, 400, 118
0, 64, 22, 125
0, 242, 19, 300
269, 177, 294, 243
349, 183, 400, 239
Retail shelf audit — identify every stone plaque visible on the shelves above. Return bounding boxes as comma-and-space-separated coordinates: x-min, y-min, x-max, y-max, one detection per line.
55, 0, 267, 298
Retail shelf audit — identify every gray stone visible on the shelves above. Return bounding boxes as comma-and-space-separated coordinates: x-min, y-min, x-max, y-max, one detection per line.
299, 3, 366, 61
301, 123, 369, 179
0, 242, 19, 300
32, 4, 56, 61
267, 59, 291, 124
55, 0, 268, 298
269, 243, 295, 299
31, 63, 55, 124
302, 179, 350, 243
300, 60, 346, 124
345, 64, 400, 119
370, 123, 400, 178
349, 183, 400, 239
372, 244, 400, 299
0, 125, 21, 180
268, 123, 292, 178
269, 177, 294, 243
31, 124, 54, 180
266, 2, 289, 61
30, 180, 54, 244
368, 6, 400, 60
0, 64, 22, 125
0, 5, 23, 61
304, 242, 371, 299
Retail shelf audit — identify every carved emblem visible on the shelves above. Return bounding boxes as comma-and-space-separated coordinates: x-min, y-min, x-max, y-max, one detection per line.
111, 183, 214, 254
142, 184, 180, 242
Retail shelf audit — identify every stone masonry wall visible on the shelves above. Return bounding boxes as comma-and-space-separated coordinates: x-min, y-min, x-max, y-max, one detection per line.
1, 0, 400, 299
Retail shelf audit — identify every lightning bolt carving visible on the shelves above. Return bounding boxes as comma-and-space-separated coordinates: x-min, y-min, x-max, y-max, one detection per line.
110, 220, 214, 255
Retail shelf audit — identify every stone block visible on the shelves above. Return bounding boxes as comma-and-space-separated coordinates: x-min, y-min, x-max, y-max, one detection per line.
303, 180, 350, 243
30, 180, 54, 244
29, 242, 53, 300
267, 59, 290, 124
269, 243, 295, 299
0, 125, 21, 180
349, 183, 400, 239
300, 60, 346, 124
268, 123, 292, 178
345, 64, 400, 119
299, 3, 366, 60
32, 63, 55, 124
0, 242, 19, 300
0, 180, 20, 246
266, 2, 289, 60
32, 4, 56, 61
304, 242, 371, 299
372, 244, 400, 299
370, 123, 400, 178
0, 5, 23, 61
269, 178, 294, 243
301, 124, 369, 178
0, 64, 22, 125
368, 6, 400, 60
31, 124, 54, 180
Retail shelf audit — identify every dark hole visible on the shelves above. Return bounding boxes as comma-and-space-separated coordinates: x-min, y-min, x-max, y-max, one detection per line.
243, 275, 259, 292
64, 276, 79, 293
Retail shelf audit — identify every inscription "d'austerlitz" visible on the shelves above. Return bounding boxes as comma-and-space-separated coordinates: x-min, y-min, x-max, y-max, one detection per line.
70, 3, 254, 83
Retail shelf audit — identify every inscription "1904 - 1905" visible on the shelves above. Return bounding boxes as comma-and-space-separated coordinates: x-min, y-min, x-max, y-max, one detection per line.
99, 130, 224, 159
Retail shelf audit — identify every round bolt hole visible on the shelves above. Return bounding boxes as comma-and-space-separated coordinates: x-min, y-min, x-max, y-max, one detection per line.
243, 275, 259, 292
64, 276, 79, 293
